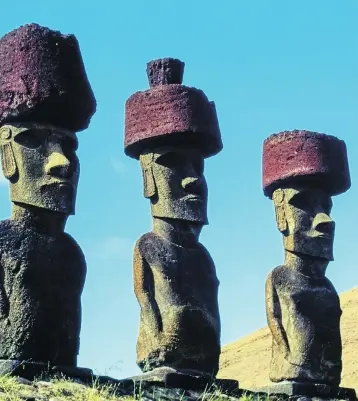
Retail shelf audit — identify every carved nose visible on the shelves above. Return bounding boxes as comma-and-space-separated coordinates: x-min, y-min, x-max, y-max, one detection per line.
45, 145, 71, 178
313, 213, 335, 235
182, 177, 200, 191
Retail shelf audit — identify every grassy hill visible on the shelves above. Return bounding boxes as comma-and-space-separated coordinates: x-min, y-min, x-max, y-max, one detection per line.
218, 286, 358, 392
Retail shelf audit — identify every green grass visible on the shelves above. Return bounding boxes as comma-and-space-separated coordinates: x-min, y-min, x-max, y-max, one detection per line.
0, 374, 269, 401
0, 375, 124, 401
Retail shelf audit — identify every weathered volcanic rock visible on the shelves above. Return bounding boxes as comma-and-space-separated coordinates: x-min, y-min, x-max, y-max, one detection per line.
146, 57, 185, 87
218, 288, 358, 393
262, 130, 351, 198
124, 57, 222, 158
0, 23, 96, 131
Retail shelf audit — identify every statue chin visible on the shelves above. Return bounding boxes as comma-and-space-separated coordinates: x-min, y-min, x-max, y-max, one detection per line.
11, 188, 75, 216
151, 203, 208, 225
284, 234, 334, 262
12, 199, 74, 215
152, 211, 208, 225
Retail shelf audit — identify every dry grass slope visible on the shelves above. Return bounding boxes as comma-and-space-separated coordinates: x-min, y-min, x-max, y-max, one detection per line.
218, 286, 358, 392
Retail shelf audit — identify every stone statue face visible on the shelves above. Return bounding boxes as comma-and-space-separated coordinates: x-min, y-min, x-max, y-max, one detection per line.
272, 186, 334, 261
0, 123, 79, 215
139, 147, 208, 224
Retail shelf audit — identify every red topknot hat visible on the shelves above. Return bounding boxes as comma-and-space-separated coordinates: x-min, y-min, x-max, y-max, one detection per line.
262, 130, 351, 198
124, 58, 222, 159
0, 23, 96, 132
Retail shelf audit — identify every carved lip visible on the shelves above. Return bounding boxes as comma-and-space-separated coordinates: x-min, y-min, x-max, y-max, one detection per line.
44, 180, 74, 189
313, 233, 333, 239
58, 181, 72, 188
182, 194, 202, 202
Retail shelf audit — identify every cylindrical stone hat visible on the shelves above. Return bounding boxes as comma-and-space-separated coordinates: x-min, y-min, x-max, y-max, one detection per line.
0, 23, 96, 132
262, 130, 351, 198
124, 58, 222, 159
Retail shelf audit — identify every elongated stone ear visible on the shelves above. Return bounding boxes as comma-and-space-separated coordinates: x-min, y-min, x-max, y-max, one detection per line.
139, 152, 157, 199
142, 167, 156, 199
0, 127, 17, 180
272, 189, 288, 234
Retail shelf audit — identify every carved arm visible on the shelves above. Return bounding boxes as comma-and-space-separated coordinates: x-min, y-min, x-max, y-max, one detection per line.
265, 271, 290, 359
133, 243, 162, 333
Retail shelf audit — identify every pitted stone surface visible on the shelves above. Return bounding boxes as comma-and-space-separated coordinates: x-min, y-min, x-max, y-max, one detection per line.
134, 232, 221, 375
0, 217, 86, 364
254, 382, 356, 400
262, 130, 350, 198
262, 130, 352, 387
125, 58, 223, 381
0, 22, 95, 371
124, 58, 222, 159
146, 58, 185, 87
0, 23, 96, 131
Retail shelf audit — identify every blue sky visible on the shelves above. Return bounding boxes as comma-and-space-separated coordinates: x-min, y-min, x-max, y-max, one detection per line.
0, 0, 356, 379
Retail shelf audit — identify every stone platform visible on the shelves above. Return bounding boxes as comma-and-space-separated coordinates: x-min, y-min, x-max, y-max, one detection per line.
0, 361, 239, 395
123, 366, 239, 391
254, 381, 357, 400
0, 360, 94, 381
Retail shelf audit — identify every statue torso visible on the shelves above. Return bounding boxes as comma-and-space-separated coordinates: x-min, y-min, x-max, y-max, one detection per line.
137, 231, 220, 323
268, 265, 342, 383
0, 219, 86, 365
135, 231, 220, 373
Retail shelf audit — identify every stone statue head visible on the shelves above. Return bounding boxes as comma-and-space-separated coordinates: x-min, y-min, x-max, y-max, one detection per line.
0, 23, 96, 218
139, 146, 208, 224
272, 185, 335, 261
0, 122, 79, 215
263, 130, 351, 262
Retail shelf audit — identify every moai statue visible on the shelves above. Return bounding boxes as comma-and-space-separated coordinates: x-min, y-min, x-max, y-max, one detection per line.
0, 24, 96, 377
261, 130, 356, 399
124, 58, 234, 388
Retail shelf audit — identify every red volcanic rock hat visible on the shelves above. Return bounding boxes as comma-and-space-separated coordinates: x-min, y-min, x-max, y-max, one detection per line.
124, 58, 222, 159
0, 23, 96, 132
262, 130, 351, 198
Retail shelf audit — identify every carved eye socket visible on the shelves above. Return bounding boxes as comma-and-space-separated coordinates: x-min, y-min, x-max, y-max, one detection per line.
322, 199, 333, 214
289, 191, 332, 214
157, 151, 204, 176
14, 130, 48, 149
289, 192, 312, 211
192, 158, 204, 175
156, 152, 182, 168
62, 136, 78, 153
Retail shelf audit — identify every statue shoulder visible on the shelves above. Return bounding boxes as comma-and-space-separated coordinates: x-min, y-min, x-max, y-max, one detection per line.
197, 242, 214, 259
0, 219, 14, 235
135, 232, 164, 258
63, 232, 80, 246
0, 220, 23, 262
62, 233, 85, 259
0, 219, 21, 245
266, 265, 287, 287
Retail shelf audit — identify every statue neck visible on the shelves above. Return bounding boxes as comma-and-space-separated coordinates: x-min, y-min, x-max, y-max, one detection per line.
152, 217, 202, 247
11, 203, 68, 236
284, 250, 329, 278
